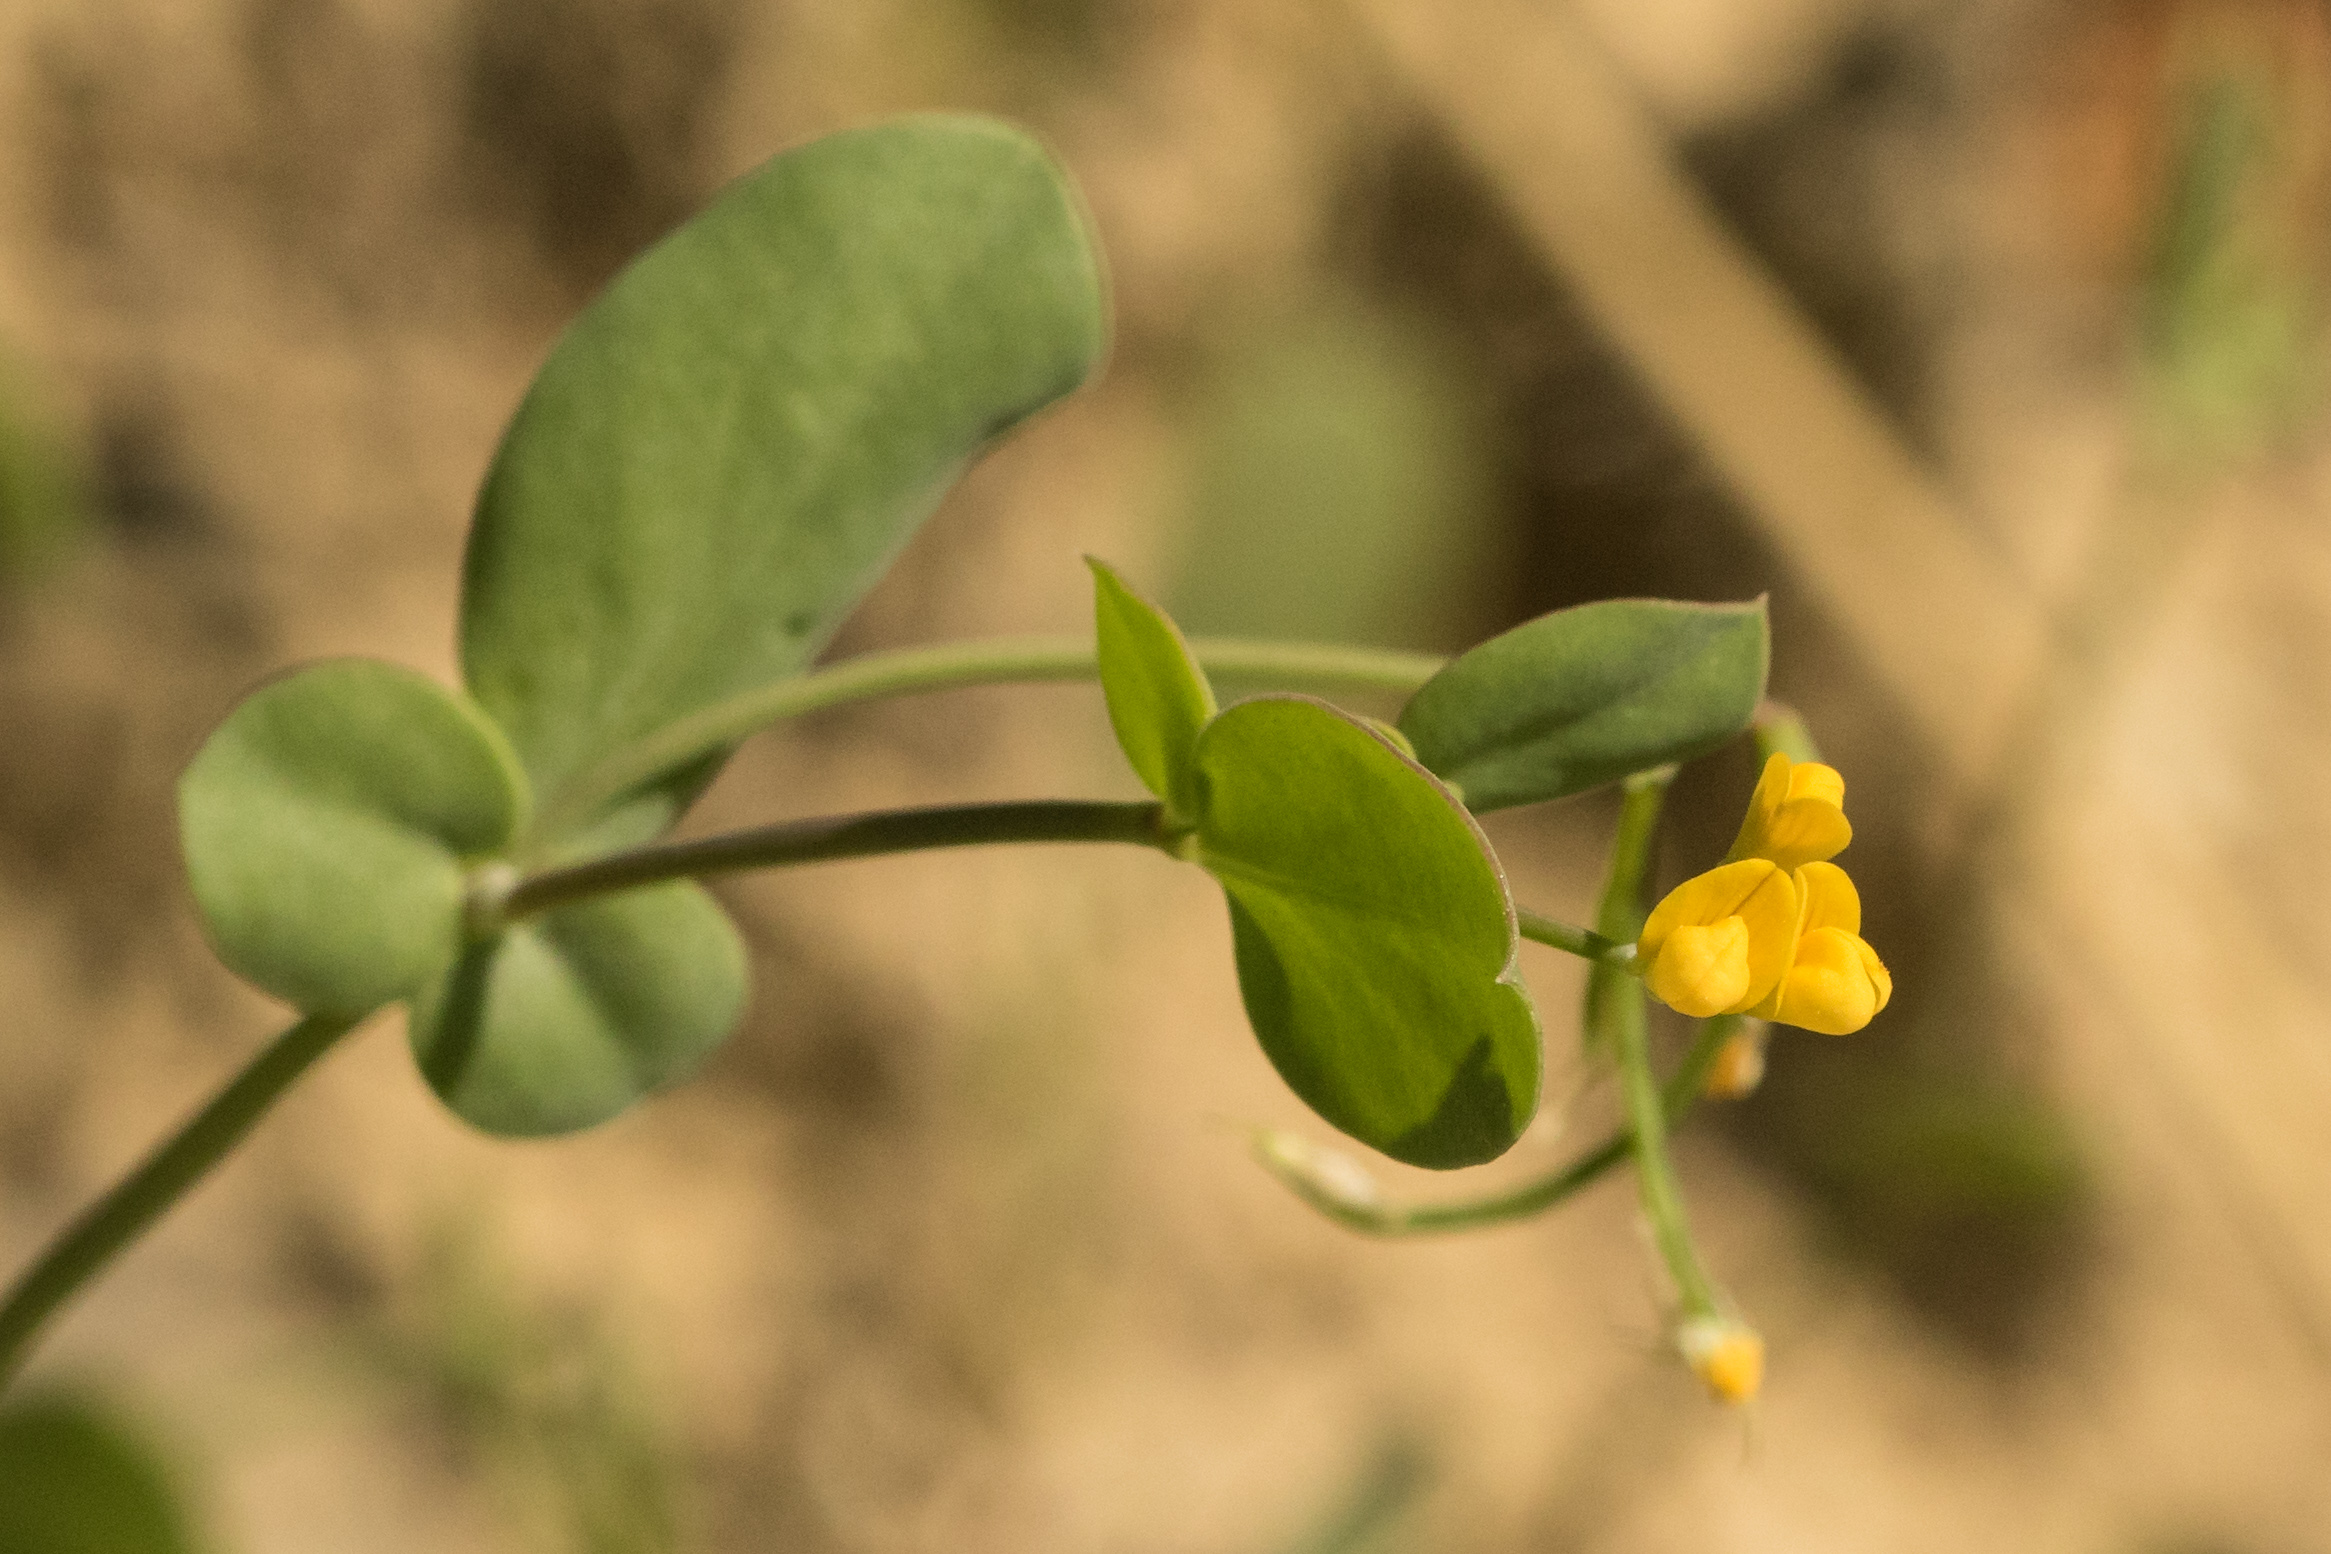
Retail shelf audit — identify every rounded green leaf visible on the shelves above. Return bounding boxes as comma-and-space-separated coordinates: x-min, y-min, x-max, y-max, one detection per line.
408, 881, 747, 1137
0, 1395, 198, 1554
461, 115, 1110, 846
1398, 599, 1768, 811
1194, 696, 1540, 1169
179, 659, 529, 1016
1088, 556, 1214, 819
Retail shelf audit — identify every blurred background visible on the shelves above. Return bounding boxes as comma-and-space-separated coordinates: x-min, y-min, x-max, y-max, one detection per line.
0, 0, 2327, 1548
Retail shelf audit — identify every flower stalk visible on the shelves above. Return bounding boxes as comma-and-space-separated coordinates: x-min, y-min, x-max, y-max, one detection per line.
0, 1011, 366, 1387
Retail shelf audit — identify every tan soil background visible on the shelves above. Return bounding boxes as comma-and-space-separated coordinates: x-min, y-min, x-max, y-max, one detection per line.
0, 0, 2329, 1550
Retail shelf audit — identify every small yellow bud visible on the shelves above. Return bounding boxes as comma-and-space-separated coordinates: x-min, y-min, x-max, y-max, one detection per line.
1726, 752, 1851, 871
1703, 1020, 1769, 1099
1676, 1316, 1764, 1406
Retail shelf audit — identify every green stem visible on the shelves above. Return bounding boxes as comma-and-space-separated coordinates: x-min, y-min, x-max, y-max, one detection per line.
502, 799, 1172, 921
1585, 765, 1674, 1055
1515, 909, 1635, 965
538, 635, 1447, 838
1601, 767, 1674, 937
1612, 974, 1722, 1316
1260, 1015, 1739, 1236
0, 1011, 365, 1388
1573, 765, 1721, 1315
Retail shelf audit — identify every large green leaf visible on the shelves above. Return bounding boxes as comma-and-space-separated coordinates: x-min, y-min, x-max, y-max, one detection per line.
1089, 556, 1213, 821
1194, 696, 1540, 1169
407, 881, 746, 1137
179, 659, 529, 1016
0, 1395, 199, 1554
1398, 599, 1767, 811
460, 115, 1109, 847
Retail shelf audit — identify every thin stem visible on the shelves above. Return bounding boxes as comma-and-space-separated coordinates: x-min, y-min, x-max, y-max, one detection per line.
1515, 909, 1635, 965
0, 1011, 365, 1388
502, 799, 1172, 921
1260, 1014, 1739, 1236
1585, 765, 1674, 1055
538, 635, 1448, 838
1612, 973, 1722, 1316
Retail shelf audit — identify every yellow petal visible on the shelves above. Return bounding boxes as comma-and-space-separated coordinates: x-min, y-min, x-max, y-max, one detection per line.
1784, 761, 1845, 809
1638, 859, 1799, 1015
1644, 917, 1752, 1017
1725, 752, 1852, 870
1768, 926, 1888, 1034
1794, 860, 1862, 936
1860, 935, 1893, 1016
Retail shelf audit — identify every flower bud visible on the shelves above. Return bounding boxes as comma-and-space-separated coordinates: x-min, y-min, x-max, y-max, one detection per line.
1676, 1315, 1764, 1405
1703, 1019, 1769, 1099
1725, 752, 1851, 871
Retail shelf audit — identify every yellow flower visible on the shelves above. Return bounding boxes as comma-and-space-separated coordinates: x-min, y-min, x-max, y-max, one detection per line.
1638, 858, 1799, 1018
1725, 752, 1851, 871
1750, 861, 1891, 1034
1639, 752, 1890, 1035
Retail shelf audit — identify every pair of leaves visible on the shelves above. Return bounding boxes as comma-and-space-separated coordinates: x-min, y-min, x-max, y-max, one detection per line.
179, 117, 1109, 1135
1095, 564, 1768, 1170
1094, 561, 1541, 1170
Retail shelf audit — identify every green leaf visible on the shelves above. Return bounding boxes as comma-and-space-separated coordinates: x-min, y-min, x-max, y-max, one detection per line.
179, 659, 529, 1016
460, 114, 1109, 847
0, 1394, 199, 1554
408, 881, 747, 1137
1194, 696, 1540, 1169
1088, 556, 1214, 819
1398, 599, 1768, 811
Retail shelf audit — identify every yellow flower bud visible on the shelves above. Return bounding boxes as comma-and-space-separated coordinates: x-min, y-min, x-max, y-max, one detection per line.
1725, 752, 1851, 871
1676, 1315, 1764, 1405
1703, 1019, 1769, 1099
1638, 858, 1798, 1018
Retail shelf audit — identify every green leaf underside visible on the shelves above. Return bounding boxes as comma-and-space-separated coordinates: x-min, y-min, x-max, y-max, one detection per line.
179, 659, 527, 1016
408, 881, 747, 1137
1398, 599, 1768, 811
1195, 696, 1539, 1169
0, 1396, 196, 1554
460, 115, 1109, 850
1089, 557, 1214, 818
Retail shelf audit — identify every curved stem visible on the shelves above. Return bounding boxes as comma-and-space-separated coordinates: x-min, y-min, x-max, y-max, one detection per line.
537, 636, 1447, 838
1611, 974, 1721, 1316
1259, 1015, 1737, 1236
502, 799, 1172, 921
0, 1011, 366, 1389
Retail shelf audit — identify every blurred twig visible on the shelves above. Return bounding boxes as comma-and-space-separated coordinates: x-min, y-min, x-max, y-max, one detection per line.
1343, 0, 2045, 801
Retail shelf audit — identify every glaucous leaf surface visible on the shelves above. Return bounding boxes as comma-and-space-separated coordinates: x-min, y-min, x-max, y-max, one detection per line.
179, 659, 528, 1015
408, 881, 747, 1137
0, 1395, 197, 1554
1194, 696, 1540, 1169
460, 115, 1108, 848
1089, 556, 1213, 820
1398, 599, 1767, 811
410, 880, 745, 1136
